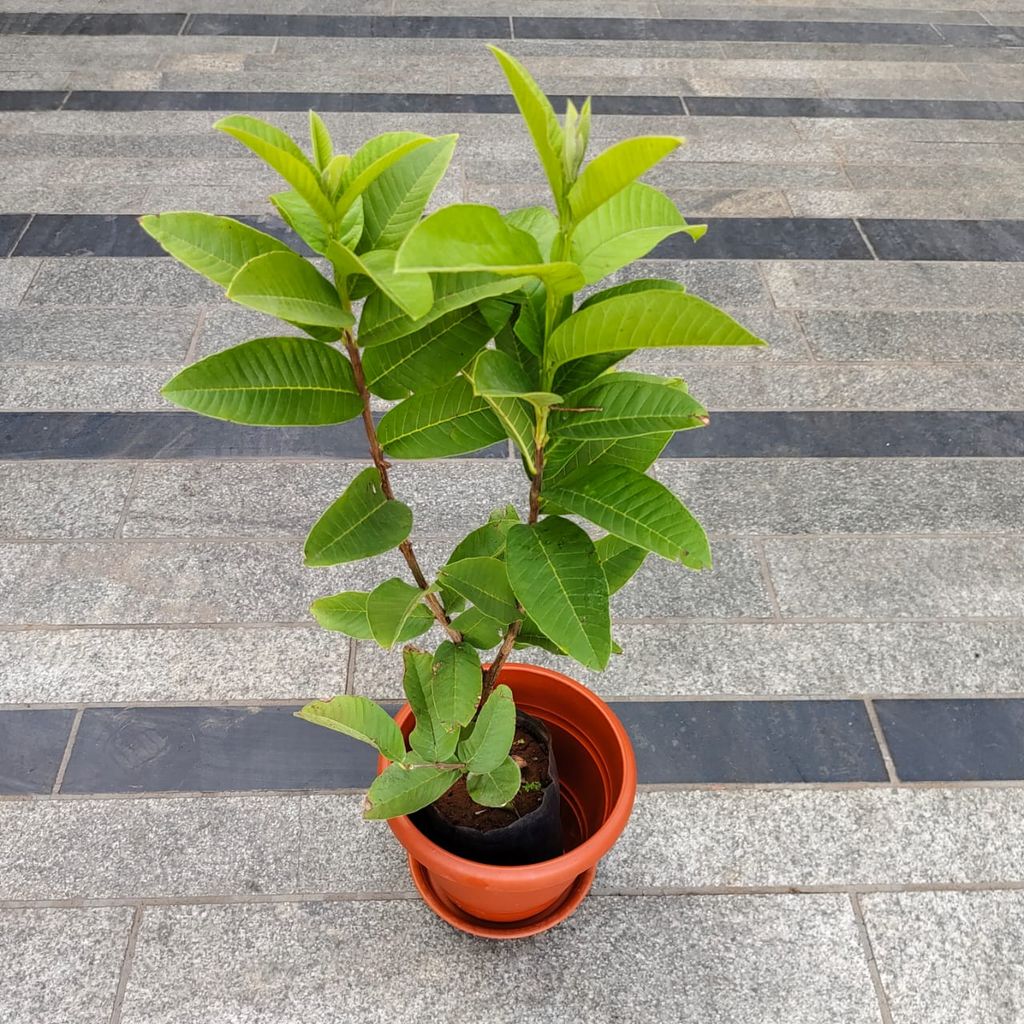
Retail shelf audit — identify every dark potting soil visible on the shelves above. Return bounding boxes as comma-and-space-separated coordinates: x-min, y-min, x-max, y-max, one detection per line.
431, 725, 551, 831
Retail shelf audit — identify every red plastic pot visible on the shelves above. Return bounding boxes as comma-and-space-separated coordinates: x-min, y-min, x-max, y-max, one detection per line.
376, 661, 637, 939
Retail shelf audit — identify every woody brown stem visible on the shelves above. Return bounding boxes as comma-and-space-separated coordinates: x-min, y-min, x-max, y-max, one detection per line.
343, 332, 462, 645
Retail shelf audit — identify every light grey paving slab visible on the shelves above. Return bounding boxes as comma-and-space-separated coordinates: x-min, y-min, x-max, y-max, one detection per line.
119, 895, 879, 1024
792, 117, 1024, 146
797, 311, 1024, 362
765, 537, 1024, 619
0, 365, 173, 410
0, 541, 398, 625
354, 620, 1024, 699
836, 140, 1024, 166
677, 363, 1024, 409
606, 258, 773, 308
0, 260, 39, 309
194, 303, 305, 356
762, 261, 1024, 312
0, 156, 262, 189
845, 161, 1024, 189
0, 796, 302, 900
124, 461, 525, 539
658, 3, 985, 21
0, 184, 150, 215
0, 626, 345, 704
723, 41, 1024, 63
0, 463, 133, 540
0, 307, 196, 363
22, 259, 221, 307
599, 787, 1024, 889
0, 907, 133, 1024
655, 459, 1024, 536
861, 890, 1024, 1024
785, 187, 1024, 219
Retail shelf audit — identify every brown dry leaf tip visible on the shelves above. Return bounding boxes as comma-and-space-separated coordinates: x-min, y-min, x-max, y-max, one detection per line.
698, 415, 710, 425
362, 796, 373, 814
512, 754, 528, 768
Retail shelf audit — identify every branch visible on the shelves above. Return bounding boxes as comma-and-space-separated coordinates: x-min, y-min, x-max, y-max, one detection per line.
343, 332, 462, 645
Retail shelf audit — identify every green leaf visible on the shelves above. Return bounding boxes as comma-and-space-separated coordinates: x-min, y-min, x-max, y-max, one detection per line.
161, 337, 360, 426
359, 271, 529, 347
216, 114, 335, 225
471, 348, 561, 408
311, 591, 431, 642
505, 206, 558, 261
364, 762, 461, 819
467, 756, 521, 807
396, 204, 583, 291
377, 375, 506, 459
447, 508, 520, 564
480, 391, 536, 471
458, 684, 516, 774
549, 375, 708, 440
569, 135, 684, 222
367, 578, 432, 649
544, 465, 711, 569
450, 606, 505, 649
577, 278, 686, 311
270, 191, 329, 255
506, 516, 611, 671
595, 535, 647, 595
428, 642, 482, 730
546, 289, 767, 374
336, 133, 431, 217
362, 305, 498, 400
360, 134, 458, 252
488, 45, 564, 204
139, 213, 292, 289
496, 322, 541, 386
295, 694, 404, 762
303, 466, 413, 567
308, 110, 333, 171
403, 649, 460, 763
327, 243, 433, 319
227, 252, 352, 330
545, 432, 672, 486
571, 182, 705, 285
438, 556, 518, 624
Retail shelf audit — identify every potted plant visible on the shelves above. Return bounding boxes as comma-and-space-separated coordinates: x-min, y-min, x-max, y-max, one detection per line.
146, 46, 764, 937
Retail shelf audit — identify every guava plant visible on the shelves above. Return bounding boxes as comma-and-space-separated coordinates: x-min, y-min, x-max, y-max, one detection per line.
148, 46, 764, 822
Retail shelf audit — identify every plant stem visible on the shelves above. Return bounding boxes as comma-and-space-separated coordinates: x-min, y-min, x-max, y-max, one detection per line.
342, 331, 462, 645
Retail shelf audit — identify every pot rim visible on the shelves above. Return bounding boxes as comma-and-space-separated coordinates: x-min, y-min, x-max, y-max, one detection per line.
378, 661, 637, 892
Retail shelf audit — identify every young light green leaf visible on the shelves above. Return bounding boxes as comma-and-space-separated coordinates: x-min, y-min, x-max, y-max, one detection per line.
546, 289, 767, 373
568, 135, 684, 221
359, 271, 530, 347
216, 114, 335, 225
428, 641, 483, 730
458, 684, 516, 774
308, 110, 333, 171
396, 204, 583, 291
161, 337, 360, 426
403, 648, 461, 763
438, 556, 518, 624
377, 375, 506, 459
505, 206, 558, 261
471, 348, 562, 408
336, 132, 431, 217
139, 213, 292, 289
303, 466, 413, 567
295, 694, 405, 763
577, 278, 685, 311
360, 134, 458, 252
311, 591, 431, 642
327, 243, 433, 319
466, 755, 521, 807
364, 761, 461, 819
571, 182, 705, 284
506, 516, 611, 671
270, 191, 330, 254
549, 375, 708, 440
488, 45, 564, 204
544, 464, 711, 569
227, 251, 352, 330
595, 534, 647, 595
367, 578, 432, 649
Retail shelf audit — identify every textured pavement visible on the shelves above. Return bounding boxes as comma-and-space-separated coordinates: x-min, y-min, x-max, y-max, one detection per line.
2, 1, 1024, 1022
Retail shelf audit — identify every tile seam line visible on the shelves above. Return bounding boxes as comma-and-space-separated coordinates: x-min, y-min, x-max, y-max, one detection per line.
107, 906, 142, 1024
849, 893, 896, 1024
863, 698, 900, 784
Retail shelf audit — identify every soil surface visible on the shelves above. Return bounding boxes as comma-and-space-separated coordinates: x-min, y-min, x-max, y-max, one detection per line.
432, 725, 551, 831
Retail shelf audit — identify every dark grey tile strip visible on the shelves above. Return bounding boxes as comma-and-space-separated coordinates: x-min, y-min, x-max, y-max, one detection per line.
1, 411, 1021, 461
875, 699, 1024, 782
0, 412, 509, 461
0, 12, 185, 34
0, 215, 29, 258
934, 22, 1024, 46
16, 214, 1024, 261
683, 95, 1024, 121
0, 89, 65, 111
0, 709, 75, 794
186, 13, 510, 39
41, 699, 885, 795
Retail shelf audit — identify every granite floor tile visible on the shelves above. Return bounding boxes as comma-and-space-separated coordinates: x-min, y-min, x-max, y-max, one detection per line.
786, 188, 1024, 220
0, 259, 40, 307
0, 907, 134, 1024
861, 891, 1024, 1024
0, 365, 173, 410
118, 896, 879, 1024
22, 258, 220, 306
0, 213, 28, 256
765, 537, 1024, 619
0, 708, 74, 793
0, 795, 302, 900
0, 625, 345, 704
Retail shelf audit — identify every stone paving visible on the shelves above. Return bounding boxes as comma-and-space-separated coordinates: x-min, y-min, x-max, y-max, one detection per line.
1, 1, 1024, 1021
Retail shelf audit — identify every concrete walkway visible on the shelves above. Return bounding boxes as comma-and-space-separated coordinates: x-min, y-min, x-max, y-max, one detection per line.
1, 1, 1024, 1021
